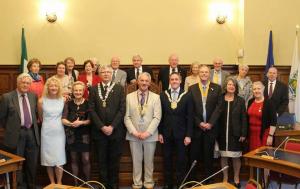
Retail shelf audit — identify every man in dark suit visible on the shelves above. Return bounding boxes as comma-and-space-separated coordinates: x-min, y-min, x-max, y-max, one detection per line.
158, 54, 187, 91
159, 72, 193, 189
0, 73, 40, 189
89, 65, 126, 189
264, 67, 289, 116
126, 54, 153, 84
189, 64, 222, 183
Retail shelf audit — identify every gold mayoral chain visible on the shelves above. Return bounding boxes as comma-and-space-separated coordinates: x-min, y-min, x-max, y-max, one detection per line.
165, 90, 187, 109
137, 91, 149, 117
97, 82, 115, 108
198, 81, 210, 98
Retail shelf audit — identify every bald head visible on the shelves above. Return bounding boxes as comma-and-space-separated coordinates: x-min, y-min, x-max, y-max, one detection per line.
111, 56, 120, 70
267, 67, 278, 81
213, 58, 223, 71
168, 54, 179, 68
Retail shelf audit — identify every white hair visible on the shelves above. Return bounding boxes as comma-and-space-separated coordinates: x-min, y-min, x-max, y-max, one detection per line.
138, 72, 151, 81
17, 73, 32, 83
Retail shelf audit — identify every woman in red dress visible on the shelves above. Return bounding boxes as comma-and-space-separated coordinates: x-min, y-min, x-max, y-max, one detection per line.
247, 81, 277, 151
78, 60, 101, 99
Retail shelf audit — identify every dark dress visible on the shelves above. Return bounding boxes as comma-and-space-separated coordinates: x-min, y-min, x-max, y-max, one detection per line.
62, 100, 90, 152
218, 101, 242, 157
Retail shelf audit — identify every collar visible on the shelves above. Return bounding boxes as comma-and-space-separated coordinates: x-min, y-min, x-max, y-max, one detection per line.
268, 80, 276, 85
170, 66, 178, 71
138, 89, 148, 95
102, 81, 111, 87
171, 87, 180, 93
17, 90, 27, 98
214, 69, 221, 74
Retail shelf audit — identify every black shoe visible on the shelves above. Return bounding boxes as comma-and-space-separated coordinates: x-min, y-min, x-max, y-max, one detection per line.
163, 184, 173, 189
233, 183, 241, 189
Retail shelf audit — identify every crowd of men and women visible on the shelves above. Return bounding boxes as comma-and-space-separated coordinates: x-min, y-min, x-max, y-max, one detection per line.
0, 54, 289, 189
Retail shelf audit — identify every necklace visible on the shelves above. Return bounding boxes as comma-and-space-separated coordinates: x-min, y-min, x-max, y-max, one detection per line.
137, 90, 149, 117
74, 98, 85, 110
97, 82, 115, 108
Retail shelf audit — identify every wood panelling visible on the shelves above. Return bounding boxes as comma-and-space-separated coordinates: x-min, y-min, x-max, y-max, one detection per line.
0, 65, 291, 186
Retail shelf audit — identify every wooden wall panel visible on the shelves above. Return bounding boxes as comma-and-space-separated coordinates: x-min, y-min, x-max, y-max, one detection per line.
0, 65, 291, 186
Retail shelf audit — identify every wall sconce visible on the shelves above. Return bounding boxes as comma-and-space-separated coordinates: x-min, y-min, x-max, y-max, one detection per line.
40, 0, 65, 23
46, 12, 57, 23
216, 15, 227, 24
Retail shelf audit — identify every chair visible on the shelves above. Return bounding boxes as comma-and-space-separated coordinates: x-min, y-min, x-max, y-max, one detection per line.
245, 179, 262, 189
269, 138, 300, 189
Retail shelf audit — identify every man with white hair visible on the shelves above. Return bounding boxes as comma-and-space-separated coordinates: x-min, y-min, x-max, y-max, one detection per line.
210, 57, 230, 88
89, 65, 126, 189
0, 73, 40, 189
124, 72, 162, 189
158, 54, 187, 91
110, 56, 127, 87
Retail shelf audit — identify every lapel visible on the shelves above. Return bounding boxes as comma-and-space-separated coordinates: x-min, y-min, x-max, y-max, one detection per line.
27, 93, 36, 116
12, 90, 21, 119
272, 81, 279, 97
206, 83, 214, 101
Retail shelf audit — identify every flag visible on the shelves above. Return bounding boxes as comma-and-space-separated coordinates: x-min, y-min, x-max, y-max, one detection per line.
288, 29, 300, 122
20, 28, 28, 73
264, 30, 274, 74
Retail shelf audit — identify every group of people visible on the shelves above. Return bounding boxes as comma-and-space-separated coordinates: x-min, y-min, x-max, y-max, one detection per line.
0, 54, 289, 189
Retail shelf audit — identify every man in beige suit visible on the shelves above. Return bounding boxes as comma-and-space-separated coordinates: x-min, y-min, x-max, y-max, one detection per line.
124, 72, 162, 189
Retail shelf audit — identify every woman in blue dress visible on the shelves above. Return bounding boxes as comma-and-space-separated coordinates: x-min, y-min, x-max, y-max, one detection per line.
38, 77, 66, 184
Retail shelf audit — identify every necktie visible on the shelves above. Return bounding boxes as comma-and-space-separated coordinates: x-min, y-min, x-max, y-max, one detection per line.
269, 82, 273, 98
112, 70, 116, 82
202, 86, 207, 122
140, 92, 145, 106
136, 68, 140, 79
104, 85, 108, 94
21, 94, 32, 128
172, 68, 176, 73
172, 90, 178, 101
213, 72, 219, 84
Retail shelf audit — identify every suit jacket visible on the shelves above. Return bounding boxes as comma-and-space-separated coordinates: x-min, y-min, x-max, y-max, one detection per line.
113, 69, 127, 87
0, 90, 40, 149
248, 98, 277, 139
158, 66, 187, 91
189, 82, 223, 138
126, 66, 153, 83
159, 89, 193, 139
263, 80, 289, 116
218, 95, 248, 138
210, 69, 230, 88
124, 90, 162, 142
88, 82, 126, 140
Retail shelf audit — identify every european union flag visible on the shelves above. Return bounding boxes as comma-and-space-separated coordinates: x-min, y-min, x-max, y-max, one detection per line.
265, 30, 274, 74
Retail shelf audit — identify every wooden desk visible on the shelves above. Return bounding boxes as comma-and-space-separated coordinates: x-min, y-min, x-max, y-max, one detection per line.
0, 150, 25, 189
192, 182, 236, 189
274, 129, 300, 147
44, 184, 88, 189
243, 146, 300, 181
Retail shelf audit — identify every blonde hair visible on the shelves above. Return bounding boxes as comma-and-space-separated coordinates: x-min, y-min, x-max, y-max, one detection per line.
190, 61, 200, 72
72, 81, 86, 92
43, 77, 63, 98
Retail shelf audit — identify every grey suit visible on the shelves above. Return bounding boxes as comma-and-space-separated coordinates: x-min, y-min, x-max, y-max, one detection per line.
210, 69, 230, 89
113, 69, 127, 87
124, 90, 161, 189
0, 90, 40, 189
